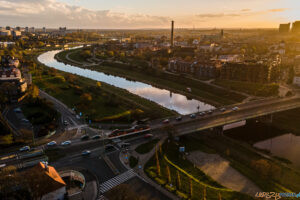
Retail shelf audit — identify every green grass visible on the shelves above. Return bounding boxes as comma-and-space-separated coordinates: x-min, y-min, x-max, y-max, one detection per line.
129, 156, 138, 168
135, 138, 159, 154
213, 79, 279, 97
57, 48, 246, 106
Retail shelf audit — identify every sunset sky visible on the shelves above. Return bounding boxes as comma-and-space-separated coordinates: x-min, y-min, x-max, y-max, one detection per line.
0, 0, 299, 29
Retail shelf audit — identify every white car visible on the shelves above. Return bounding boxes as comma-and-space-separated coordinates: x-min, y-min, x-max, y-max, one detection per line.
19, 146, 30, 152
47, 141, 57, 146
61, 141, 71, 146
232, 106, 239, 111
82, 150, 91, 156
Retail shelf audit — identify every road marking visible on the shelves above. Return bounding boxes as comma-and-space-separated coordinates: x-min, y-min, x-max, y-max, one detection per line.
99, 169, 136, 193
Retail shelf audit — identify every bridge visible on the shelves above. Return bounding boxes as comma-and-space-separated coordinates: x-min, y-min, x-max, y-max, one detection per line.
150, 96, 300, 135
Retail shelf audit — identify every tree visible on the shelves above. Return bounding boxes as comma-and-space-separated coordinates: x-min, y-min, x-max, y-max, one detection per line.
155, 147, 161, 176
166, 165, 171, 184
189, 178, 193, 198
80, 93, 92, 103
176, 170, 181, 190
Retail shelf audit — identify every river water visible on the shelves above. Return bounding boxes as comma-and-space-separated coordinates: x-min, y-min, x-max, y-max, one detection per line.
225, 121, 300, 168
37, 50, 214, 115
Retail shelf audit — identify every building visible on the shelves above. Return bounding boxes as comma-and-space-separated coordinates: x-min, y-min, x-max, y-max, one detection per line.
0, 30, 11, 36
12, 30, 22, 38
25, 162, 66, 200
279, 23, 290, 33
292, 21, 300, 33
293, 55, 300, 86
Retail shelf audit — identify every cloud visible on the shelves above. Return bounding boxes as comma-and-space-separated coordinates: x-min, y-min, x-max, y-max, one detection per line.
268, 8, 288, 12
0, 0, 170, 28
241, 9, 251, 12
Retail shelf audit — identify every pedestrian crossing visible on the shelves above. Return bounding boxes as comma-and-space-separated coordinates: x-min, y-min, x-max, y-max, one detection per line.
99, 169, 136, 193
97, 195, 108, 200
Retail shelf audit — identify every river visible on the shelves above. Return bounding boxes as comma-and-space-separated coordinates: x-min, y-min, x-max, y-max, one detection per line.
37, 50, 214, 115
225, 121, 300, 168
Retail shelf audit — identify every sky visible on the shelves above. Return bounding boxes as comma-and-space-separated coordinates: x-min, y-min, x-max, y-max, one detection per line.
0, 0, 299, 29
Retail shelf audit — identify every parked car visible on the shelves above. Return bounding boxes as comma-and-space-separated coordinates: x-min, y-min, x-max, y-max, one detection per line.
232, 106, 239, 111
91, 135, 101, 140
63, 120, 69, 126
175, 116, 182, 121
207, 110, 213, 114
61, 141, 71, 146
81, 135, 89, 141
162, 119, 169, 124
19, 146, 30, 152
190, 114, 196, 118
81, 150, 91, 156
47, 141, 57, 146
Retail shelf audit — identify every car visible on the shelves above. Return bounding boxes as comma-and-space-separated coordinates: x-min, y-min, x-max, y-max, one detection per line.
220, 108, 226, 112
81, 135, 89, 141
76, 115, 80, 119
144, 133, 153, 138
162, 119, 169, 124
232, 106, 239, 111
199, 112, 205, 116
207, 110, 213, 114
63, 120, 69, 126
47, 141, 57, 146
175, 116, 182, 121
91, 135, 101, 140
190, 114, 196, 118
61, 140, 71, 146
14, 108, 22, 113
19, 146, 30, 152
81, 150, 91, 156
21, 118, 30, 123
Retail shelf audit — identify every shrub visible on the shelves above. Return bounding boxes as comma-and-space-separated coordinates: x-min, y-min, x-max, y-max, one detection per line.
155, 177, 166, 186
176, 190, 188, 199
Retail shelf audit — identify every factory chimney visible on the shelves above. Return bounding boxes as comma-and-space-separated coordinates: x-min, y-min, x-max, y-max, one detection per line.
171, 20, 174, 48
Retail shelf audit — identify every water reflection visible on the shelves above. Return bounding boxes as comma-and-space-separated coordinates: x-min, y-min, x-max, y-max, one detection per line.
38, 50, 214, 115
254, 133, 300, 168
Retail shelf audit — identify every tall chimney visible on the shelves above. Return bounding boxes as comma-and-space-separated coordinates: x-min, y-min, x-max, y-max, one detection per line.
171, 20, 174, 48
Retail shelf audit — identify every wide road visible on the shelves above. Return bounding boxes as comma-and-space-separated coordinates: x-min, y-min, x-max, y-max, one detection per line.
152, 96, 300, 135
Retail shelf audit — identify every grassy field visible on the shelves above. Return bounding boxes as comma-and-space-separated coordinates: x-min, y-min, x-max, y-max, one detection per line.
56, 49, 246, 106
213, 79, 279, 97
135, 138, 159, 154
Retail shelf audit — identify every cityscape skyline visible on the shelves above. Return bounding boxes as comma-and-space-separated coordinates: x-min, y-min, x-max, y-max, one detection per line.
0, 0, 299, 29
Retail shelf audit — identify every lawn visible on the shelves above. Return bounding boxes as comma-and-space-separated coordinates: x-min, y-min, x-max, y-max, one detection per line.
135, 138, 159, 154
129, 156, 138, 168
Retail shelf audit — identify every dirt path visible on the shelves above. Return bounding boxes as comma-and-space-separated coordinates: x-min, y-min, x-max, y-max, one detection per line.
187, 151, 261, 196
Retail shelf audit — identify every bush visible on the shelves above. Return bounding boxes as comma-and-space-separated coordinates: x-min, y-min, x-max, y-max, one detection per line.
154, 177, 166, 185
135, 139, 159, 154
165, 184, 176, 193
176, 190, 188, 199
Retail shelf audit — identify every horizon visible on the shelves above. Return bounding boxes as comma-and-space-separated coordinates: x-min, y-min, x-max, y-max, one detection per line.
0, 0, 299, 29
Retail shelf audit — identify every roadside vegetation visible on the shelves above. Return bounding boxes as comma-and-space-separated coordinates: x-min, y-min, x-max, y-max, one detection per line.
135, 138, 159, 154
213, 79, 279, 97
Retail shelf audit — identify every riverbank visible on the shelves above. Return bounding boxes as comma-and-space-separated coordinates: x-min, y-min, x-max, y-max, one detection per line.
34, 51, 176, 123
56, 48, 246, 106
